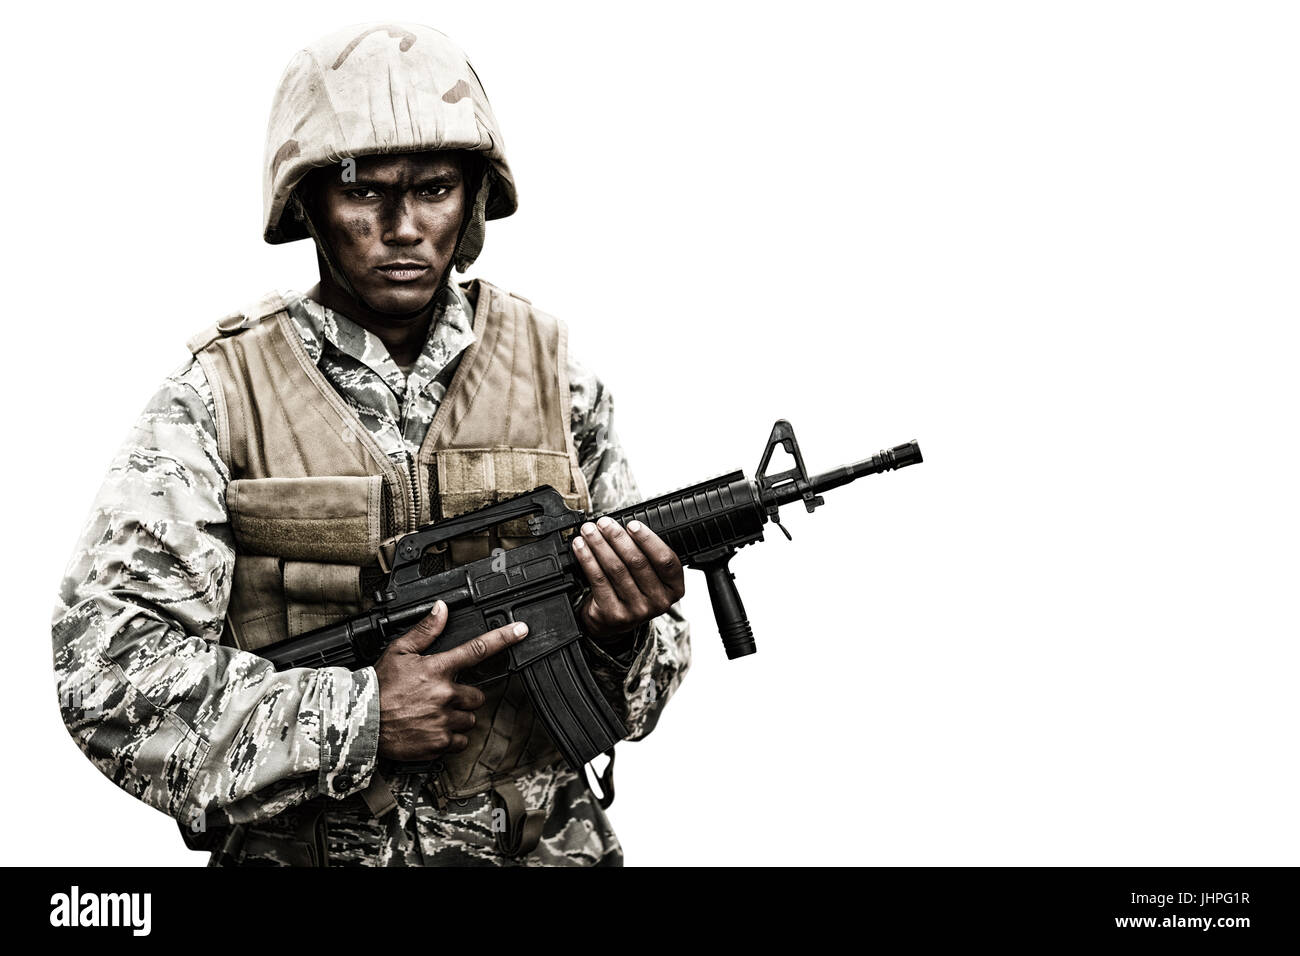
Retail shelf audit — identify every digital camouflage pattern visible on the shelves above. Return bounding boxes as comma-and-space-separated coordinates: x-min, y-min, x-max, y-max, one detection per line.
52, 283, 691, 865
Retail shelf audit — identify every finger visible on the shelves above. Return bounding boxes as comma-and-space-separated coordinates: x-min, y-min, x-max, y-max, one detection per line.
595, 517, 673, 601
430, 620, 529, 675
445, 709, 477, 733
448, 682, 488, 711
626, 520, 686, 598
579, 519, 643, 606
444, 733, 470, 753
389, 601, 447, 654
572, 530, 618, 605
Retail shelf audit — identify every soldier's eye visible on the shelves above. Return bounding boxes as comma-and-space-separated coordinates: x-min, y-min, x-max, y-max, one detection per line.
344, 188, 380, 200
420, 185, 451, 199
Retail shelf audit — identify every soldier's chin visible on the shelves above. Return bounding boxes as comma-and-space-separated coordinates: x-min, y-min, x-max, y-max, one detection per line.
358, 281, 437, 317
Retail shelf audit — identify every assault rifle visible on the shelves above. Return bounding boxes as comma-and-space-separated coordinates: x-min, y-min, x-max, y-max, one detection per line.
261, 420, 922, 772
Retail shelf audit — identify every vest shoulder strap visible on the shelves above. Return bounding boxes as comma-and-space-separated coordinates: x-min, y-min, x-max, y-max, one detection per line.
456, 277, 532, 311
186, 290, 289, 356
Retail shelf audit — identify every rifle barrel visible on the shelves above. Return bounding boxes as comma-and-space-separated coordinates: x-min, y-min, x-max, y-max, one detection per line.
769, 441, 923, 506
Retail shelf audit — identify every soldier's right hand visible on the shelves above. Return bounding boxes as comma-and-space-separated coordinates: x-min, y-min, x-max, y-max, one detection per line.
373, 600, 528, 761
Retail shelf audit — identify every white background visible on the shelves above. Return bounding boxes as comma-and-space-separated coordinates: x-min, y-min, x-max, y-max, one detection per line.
4, 1, 1297, 866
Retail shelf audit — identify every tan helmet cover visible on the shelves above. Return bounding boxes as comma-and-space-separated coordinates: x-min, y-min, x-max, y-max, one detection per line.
263, 23, 517, 270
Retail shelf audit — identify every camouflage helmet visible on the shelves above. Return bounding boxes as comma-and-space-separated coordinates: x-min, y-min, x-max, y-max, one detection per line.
263, 23, 517, 271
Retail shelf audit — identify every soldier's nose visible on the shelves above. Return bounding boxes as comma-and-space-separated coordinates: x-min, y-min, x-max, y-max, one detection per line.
384, 199, 423, 244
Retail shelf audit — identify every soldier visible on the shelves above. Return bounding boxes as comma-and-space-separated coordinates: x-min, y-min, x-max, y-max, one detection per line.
52, 23, 691, 866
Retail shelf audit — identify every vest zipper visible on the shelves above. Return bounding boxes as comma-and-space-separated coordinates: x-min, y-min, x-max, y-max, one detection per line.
405, 454, 420, 531
401, 388, 420, 531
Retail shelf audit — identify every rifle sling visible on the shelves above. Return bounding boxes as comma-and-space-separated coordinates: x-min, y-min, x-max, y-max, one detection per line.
490, 779, 547, 858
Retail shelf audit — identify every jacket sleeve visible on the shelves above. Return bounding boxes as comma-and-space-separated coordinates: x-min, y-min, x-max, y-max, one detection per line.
567, 352, 692, 740
51, 358, 380, 832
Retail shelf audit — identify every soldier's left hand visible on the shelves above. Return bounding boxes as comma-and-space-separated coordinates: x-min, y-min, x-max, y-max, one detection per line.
572, 517, 685, 644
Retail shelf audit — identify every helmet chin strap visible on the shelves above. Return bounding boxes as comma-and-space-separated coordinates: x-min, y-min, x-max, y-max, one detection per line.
290, 191, 372, 308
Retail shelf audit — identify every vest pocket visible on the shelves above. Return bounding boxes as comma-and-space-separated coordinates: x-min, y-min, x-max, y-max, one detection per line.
225, 555, 288, 651
224, 475, 387, 652
434, 448, 588, 564
225, 558, 370, 651
283, 560, 366, 638
227, 475, 385, 563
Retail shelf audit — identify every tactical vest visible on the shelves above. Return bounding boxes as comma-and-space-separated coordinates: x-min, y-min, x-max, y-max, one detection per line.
186, 278, 592, 803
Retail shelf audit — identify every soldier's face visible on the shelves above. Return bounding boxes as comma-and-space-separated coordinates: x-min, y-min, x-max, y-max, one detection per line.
310, 152, 469, 314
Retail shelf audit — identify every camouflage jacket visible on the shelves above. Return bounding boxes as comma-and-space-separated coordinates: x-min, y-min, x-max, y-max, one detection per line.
52, 282, 691, 865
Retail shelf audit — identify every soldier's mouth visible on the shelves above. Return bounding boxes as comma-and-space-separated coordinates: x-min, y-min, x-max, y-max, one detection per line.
375, 262, 432, 282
